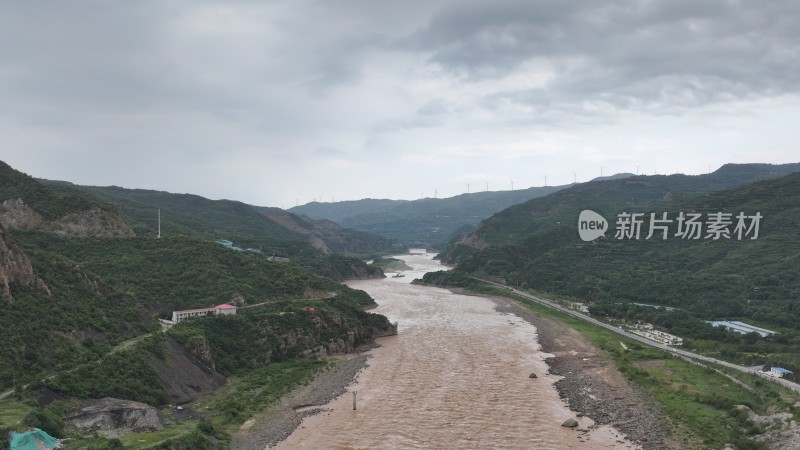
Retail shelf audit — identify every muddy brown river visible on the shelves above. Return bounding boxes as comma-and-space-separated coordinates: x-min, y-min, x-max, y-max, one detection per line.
275, 254, 636, 449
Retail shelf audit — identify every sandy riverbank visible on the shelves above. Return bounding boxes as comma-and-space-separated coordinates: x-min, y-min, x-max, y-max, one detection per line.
488, 294, 675, 449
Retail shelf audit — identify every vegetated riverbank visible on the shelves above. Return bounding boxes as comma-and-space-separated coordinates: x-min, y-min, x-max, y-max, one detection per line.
230, 354, 370, 449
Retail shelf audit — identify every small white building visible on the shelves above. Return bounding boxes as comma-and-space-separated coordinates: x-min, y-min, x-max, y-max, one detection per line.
172, 303, 238, 323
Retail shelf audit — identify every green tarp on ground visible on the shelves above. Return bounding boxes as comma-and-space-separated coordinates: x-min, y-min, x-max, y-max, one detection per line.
9, 428, 59, 450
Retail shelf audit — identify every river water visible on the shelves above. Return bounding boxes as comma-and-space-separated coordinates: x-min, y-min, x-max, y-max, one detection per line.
275, 254, 635, 449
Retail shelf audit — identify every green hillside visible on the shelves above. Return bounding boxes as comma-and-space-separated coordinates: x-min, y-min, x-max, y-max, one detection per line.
0, 231, 154, 390
43, 182, 398, 256
0, 161, 107, 221
60, 184, 297, 242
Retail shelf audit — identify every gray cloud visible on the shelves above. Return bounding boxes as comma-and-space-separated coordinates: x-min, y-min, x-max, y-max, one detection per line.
406, 0, 800, 112
0, 0, 798, 206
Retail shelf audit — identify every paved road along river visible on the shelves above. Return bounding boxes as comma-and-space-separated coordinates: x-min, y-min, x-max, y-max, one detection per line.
274, 254, 637, 449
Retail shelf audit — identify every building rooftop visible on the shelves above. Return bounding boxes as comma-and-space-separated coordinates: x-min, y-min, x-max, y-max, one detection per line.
708, 320, 776, 337
215, 304, 237, 310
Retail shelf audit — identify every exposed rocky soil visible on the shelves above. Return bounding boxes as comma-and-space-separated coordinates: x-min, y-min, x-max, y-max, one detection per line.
230, 355, 370, 450
147, 336, 227, 404
50, 207, 135, 237
741, 404, 800, 449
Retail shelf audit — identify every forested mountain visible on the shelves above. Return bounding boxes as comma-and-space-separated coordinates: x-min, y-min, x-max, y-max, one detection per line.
441, 165, 800, 328
441, 163, 800, 260
289, 184, 568, 247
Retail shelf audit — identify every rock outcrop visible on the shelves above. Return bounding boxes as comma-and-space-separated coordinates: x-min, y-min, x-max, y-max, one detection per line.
0, 198, 44, 229
49, 207, 135, 237
0, 198, 135, 237
0, 225, 39, 302
65, 397, 163, 435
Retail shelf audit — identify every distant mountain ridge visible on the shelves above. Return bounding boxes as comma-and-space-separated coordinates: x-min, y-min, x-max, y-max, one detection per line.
290, 184, 569, 247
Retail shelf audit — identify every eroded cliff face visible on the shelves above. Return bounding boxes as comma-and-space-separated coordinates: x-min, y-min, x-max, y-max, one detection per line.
181, 307, 396, 376
65, 397, 163, 435
0, 226, 39, 302
0, 198, 134, 237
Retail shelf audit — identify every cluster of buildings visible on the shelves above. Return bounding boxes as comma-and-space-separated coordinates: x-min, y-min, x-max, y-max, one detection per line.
626, 322, 684, 346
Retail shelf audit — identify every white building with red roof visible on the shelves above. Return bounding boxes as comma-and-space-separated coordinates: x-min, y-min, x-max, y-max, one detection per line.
171, 303, 238, 323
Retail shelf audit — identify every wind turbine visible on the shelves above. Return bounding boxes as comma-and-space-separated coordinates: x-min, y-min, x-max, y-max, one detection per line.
542, 175, 548, 187
433, 187, 438, 199
510, 178, 515, 191
572, 171, 577, 184
600, 166, 605, 177
484, 181, 489, 192
635, 165, 640, 175
466, 183, 471, 194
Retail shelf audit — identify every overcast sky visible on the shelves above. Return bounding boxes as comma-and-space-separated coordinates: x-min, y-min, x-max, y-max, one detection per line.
2, 1, 799, 207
